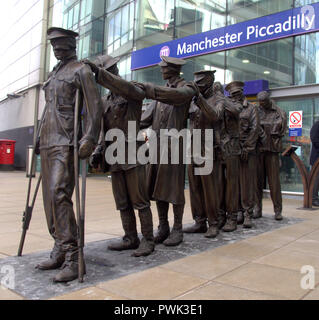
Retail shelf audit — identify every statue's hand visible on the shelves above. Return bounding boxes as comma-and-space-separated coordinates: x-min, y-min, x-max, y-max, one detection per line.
78, 138, 94, 159
241, 149, 248, 161
192, 81, 200, 97
143, 82, 155, 99
82, 59, 99, 74
89, 151, 103, 168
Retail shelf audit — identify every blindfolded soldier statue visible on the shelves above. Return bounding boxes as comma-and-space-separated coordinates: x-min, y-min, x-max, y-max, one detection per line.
255, 91, 287, 221
218, 82, 243, 232
84, 55, 155, 257
226, 81, 260, 229
140, 56, 198, 247
184, 70, 224, 238
35, 27, 102, 282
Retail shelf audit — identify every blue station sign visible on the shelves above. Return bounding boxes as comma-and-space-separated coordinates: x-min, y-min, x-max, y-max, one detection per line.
131, 3, 319, 70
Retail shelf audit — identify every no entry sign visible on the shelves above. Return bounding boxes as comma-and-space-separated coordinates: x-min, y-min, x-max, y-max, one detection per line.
289, 111, 303, 136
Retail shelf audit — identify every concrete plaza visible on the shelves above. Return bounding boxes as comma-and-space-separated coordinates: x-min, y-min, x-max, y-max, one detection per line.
0, 171, 319, 300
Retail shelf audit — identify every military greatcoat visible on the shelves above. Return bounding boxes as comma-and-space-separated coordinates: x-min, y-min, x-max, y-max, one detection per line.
141, 77, 197, 205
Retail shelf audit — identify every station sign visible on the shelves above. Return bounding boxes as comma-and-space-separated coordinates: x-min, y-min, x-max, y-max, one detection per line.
131, 3, 319, 70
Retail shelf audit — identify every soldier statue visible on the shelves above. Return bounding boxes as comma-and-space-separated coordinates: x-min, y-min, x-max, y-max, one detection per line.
140, 56, 198, 246
227, 81, 260, 228
36, 27, 102, 282
218, 82, 243, 232
255, 91, 287, 220
183, 70, 223, 238
84, 55, 155, 257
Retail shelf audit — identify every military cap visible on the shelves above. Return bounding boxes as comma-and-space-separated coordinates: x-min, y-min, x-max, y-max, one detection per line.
225, 81, 245, 94
47, 27, 79, 40
194, 70, 216, 76
93, 54, 120, 70
158, 56, 186, 67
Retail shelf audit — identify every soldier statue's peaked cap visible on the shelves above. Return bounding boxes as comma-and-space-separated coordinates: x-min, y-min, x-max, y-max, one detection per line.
93, 54, 120, 70
158, 56, 186, 67
225, 81, 245, 94
47, 27, 79, 40
194, 70, 216, 77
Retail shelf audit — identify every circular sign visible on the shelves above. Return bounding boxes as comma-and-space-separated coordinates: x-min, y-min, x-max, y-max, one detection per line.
290, 112, 301, 124
159, 46, 170, 57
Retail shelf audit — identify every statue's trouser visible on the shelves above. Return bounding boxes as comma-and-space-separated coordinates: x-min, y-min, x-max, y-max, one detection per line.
219, 156, 240, 220
239, 153, 257, 217
155, 200, 184, 231
188, 160, 222, 227
40, 146, 78, 259
256, 151, 282, 214
111, 165, 153, 240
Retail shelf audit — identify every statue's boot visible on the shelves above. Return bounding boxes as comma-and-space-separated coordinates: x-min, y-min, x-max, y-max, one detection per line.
163, 204, 184, 246
183, 220, 207, 233
204, 224, 219, 238
53, 250, 84, 283
243, 210, 253, 228
237, 211, 244, 225
154, 201, 170, 244
253, 204, 262, 219
132, 208, 155, 257
275, 211, 283, 221
108, 209, 140, 251
222, 212, 238, 232
36, 244, 65, 270
217, 210, 227, 229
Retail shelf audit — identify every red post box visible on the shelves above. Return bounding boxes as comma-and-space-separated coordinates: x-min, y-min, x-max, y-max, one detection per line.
0, 139, 16, 166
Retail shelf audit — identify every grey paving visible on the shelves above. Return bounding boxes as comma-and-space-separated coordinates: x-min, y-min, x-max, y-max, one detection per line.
0, 214, 302, 300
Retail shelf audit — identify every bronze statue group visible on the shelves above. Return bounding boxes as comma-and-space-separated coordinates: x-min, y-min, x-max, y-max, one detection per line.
31, 27, 287, 283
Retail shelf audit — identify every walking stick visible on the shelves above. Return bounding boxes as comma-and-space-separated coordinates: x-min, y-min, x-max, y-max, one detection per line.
18, 104, 47, 256
79, 158, 87, 282
74, 89, 86, 282
17, 173, 42, 256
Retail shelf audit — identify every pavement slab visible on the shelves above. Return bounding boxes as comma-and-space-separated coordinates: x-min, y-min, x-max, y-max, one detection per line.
0, 214, 302, 300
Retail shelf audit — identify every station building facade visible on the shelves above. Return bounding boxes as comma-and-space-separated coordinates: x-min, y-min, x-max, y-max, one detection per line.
1, 0, 319, 195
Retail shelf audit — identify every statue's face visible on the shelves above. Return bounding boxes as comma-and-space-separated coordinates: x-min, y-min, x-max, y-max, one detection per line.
160, 66, 179, 80
51, 38, 73, 61
106, 64, 119, 76
231, 91, 244, 102
259, 97, 271, 109
194, 74, 213, 94
213, 83, 223, 94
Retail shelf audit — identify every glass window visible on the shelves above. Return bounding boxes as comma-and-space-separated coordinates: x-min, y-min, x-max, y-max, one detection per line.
62, 12, 68, 28
114, 11, 121, 41
105, 2, 134, 54
108, 17, 114, 44
275, 96, 319, 192
227, 0, 293, 24
80, 0, 92, 24
294, 33, 319, 85
67, 7, 74, 28
225, 38, 293, 88
80, 0, 87, 20
295, 0, 319, 6
73, 2, 80, 27
91, 0, 105, 19
135, 0, 175, 49
174, 0, 227, 39
81, 33, 91, 58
